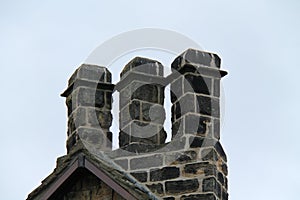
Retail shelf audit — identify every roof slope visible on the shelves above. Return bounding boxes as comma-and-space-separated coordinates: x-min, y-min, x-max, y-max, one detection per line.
27, 141, 158, 200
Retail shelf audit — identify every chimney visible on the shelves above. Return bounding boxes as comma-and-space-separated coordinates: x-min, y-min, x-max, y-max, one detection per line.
116, 57, 167, 152
61, 64, 114, 152
110, 49, 228, 200
60, 49, 228, 200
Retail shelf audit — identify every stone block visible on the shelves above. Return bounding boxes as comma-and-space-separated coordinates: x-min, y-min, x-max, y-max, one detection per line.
150, 167, 180, 181
170, 76, 183, 103
184, 162, 216, 176
184, 114, 211, 136
114, 159, 128, 170
196, 95, 219, 118
130, 154, 163, 170
201, 148, 218, 161
68, 107, 87, 133
171, 119, 183, 138
130, 121, 159, 140
178, 94, 196, 116
86, 108, 112, 129
180, 193, 216, 200
131, 83, 160, 103
77, 127, 105, 147
119, 130, 130, 147
217, 172, 224, 185
129, 100, 140, 120
215, 142, 227, 162
120, 57, 163, 77
189, 136, 216, 148
146, 183, 164, 195
213, 79, 220, 97
213, 118, 220, 140
163, 197, 175, 200
131, 171, 148, 182
68, 64, 112, 85
202, 177, 221, 198
165, 179, 199, 194
184, 74, 212, 95
171, 49, 221, 71
165, 151, 197, 165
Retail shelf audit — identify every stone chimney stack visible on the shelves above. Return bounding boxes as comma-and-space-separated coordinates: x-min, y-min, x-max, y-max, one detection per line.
110, 49, 228, 200
60, 49, 228, 200
61, 64, 114, 152
116, 57, 167, 152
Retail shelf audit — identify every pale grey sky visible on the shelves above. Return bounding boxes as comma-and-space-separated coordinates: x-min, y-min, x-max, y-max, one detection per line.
0, 0, 299, 199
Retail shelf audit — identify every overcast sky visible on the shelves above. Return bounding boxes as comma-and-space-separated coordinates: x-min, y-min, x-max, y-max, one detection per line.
1, 1, 299, 199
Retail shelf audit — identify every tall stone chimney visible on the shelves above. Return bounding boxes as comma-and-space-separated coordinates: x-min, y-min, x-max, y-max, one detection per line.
61, 64, 114, 152
116, 57, 167, 152
110, 49, 228, 200
27, 48, 229, 200
60, 48, 228, 199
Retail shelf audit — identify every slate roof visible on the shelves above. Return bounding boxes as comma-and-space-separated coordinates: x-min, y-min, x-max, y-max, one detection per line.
27, 141, 158, 200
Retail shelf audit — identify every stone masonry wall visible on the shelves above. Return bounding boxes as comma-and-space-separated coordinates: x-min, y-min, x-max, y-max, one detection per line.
62, 170, 125, 200
109, 49, 228, 200
117, 57, 167, 150
61, 64, 114, 152
61, 48, 228, 200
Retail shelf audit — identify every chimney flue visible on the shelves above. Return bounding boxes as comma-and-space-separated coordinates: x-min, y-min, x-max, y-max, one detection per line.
61, 64, 114, 152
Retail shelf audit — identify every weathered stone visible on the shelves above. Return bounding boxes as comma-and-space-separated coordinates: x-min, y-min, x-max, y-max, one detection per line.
119, 106, 131, 129
171, 49, 221, 70
146, 183, 163, 194
213, 79, 220, 97
222, 163, 228, 176
162, 137, 186, 152
68, 64, 112, 85
178, 94, 196, 116
184, 114, 211, 135
196, 95, 219, 118
68, 107, 87, 133
132, 83, 159, 103
189, 136, 216, 148
180, 193, 216, 200
201, 148, 218, 161
114, 159, 128, 170
130, 121, 159, 139
222, 190, 228, 200
121, 143, 161, 153
202, 177, 221, 198
215, 142, 227, 162
130, 154, 163, 170
119, 130, 130, 147
163, 197, 175, 200
170, 76, 183, 103
150, 167, 180, 181
77, 127, 105, 146
129, 100, 140, 120
174, 101, 181, 120
184, 74, 211, 95
171, 119, 183, 138
165, 179, 199, 194
120, 57, 163, 77
131, 171, 148, 182
217, 172, 224, 185
213, 118, 220, 140
119, 86, 131, 108
142, 102, 165, 124
86, 108, 112, 129
184, 162, 216, 176
165, 151, 197, 165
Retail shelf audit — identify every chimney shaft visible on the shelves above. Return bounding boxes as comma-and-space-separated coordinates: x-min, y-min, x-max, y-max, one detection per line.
116, 57, 167, 151
61, 64, 114, 152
